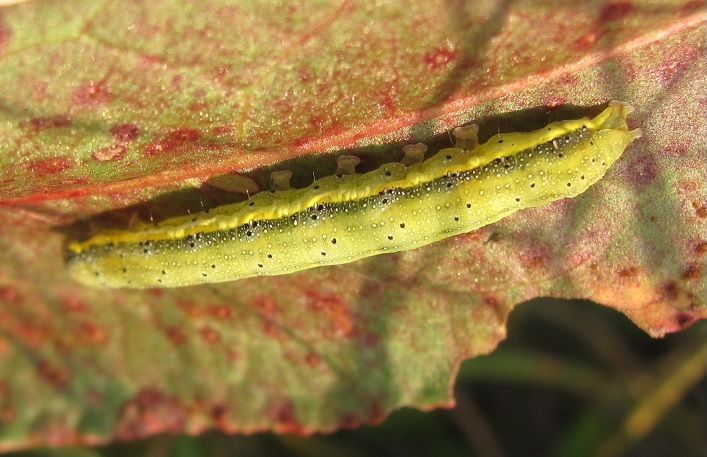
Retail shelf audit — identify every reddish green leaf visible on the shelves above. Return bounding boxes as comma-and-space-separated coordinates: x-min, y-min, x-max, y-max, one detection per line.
0, 0, 704, 451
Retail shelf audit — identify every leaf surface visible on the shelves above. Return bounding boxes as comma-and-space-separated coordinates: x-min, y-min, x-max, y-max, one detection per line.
0, 0, 704, 450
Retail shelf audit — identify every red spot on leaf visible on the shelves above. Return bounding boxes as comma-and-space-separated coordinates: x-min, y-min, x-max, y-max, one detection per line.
189, 101, 209, 112
358, 330, 380, 348
164, 326, 188, 345
423, 47, 457, 68
166, 128, 201, 143
376, 88, 397, 113
147, 288, 165, 298
598, 2, 634, 21
557, 73, 580, 86
680, 0, 704, 12
299, 69, 314, 82
54, 337, 73, 354
305, 290, 355, 338
116, 389, 187, 439
225, 348, 240, 364
360, 281, 383, 300
661, 281, 679, 301
60, 296, 87, 312
110, 123, 140, 142
692, 201, 707, 219
133, 389, 167, 409
307, 115, 327, 130
674, 312, 697, 329
171, 74, 186, 91
144, 128, 201, 156
92, 144, 126, 162
0, 405, 13, 423
272, 400, 302, 434
26, 115, 71, 131
36, 360, 70, 389
199, 326, 221, 344
251, 295, 282, 337
211, 404, 228, 426
625, 154, 658, 186
663, 142, 689, 157
16, 322, 47, 347
208, 303, 233, 320
657, 60, 684, 84
694, 241, 707, 256
77, 321, 108, 345
338, 413, 362, 429
619, 61, 638, 82
291, 136, 311, 148
482, 293, 503, 316
366, 398, 386, 424
73, 81, 111, 107
177, 299, 204, 318
27, 156, 71, 177
654, 48, 700, 86
681, 264, 702, 280
618, 266, 640, 278
458, 227, 487, 243
0, 286, 22, 305
213, 124, 236, 135
676, 180, 700, 200
305, 352, 321, 367
573, 2, 634, 52
521, 249, 548, 269
0, 16, 11, 51
570, 31, 602, 51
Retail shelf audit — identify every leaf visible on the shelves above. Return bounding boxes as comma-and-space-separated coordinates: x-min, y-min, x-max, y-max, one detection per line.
0, 0, 704, 451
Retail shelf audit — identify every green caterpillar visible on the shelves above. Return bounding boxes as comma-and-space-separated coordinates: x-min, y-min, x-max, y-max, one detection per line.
66, 101, 642, 288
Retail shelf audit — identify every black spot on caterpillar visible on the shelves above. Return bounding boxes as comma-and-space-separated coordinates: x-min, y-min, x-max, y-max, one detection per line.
66, 101, 641, 288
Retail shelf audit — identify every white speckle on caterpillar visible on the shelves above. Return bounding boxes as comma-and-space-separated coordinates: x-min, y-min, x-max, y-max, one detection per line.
66, 101, 641, 288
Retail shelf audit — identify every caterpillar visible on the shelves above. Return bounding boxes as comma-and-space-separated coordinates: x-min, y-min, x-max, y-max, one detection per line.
66, 101, 642, 289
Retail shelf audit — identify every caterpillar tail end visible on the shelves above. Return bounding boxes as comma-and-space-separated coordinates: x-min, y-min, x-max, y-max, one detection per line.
607, 101, 642, 143
593, 100, 641, 139
608, 99, 635, 115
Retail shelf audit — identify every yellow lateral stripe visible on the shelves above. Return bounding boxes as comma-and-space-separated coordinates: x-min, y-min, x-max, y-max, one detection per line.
69, 105, 626, 253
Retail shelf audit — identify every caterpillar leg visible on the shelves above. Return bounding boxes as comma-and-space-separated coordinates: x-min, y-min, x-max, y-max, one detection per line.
335, 155, 361, 175
453, 124, 479, 150
270, 170, 293, 191
401, 143, 428, 166
629, 128, 643, 141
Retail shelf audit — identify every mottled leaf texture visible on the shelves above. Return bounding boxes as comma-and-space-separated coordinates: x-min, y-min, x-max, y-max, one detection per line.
0, 0, 704, 451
